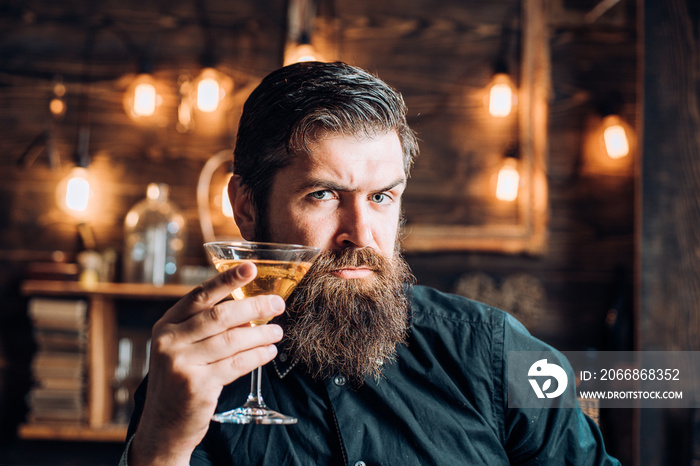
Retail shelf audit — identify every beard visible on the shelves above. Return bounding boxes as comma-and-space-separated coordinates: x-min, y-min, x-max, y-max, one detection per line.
279, 246, 415, 384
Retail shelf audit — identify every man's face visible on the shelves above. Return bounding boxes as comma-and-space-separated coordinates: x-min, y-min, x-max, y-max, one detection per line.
251, 131, 412, 383
264, 131, 407, 264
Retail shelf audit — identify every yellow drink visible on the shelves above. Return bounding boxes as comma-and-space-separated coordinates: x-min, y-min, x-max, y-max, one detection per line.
213, 259, 311, 325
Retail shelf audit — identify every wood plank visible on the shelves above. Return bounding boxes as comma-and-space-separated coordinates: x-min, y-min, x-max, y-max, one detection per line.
18, 422, 127, 442
21, 280, 195, 299
87, 295, 116, 428
640, 0, 700, 464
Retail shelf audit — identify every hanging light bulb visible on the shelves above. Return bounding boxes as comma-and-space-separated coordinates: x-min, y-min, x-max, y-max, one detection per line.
487, 73, 515, 118
495, 150, 520, 202
133, 82, 156, 116
284, 42, 322, 65
284, 0, 327, 66
123, 73, 162, 122
56, 167, 93, 218
601, 115, 630, 159
193, 68, 230, 113
49, 76, 67, 119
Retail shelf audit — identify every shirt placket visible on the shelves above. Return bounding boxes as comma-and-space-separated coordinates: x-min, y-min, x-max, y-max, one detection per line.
324, 375, 372, 466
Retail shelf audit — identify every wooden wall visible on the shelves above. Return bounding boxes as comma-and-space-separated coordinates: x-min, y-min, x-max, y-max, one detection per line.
0, 0, 638, 463
640, 0, 700, 464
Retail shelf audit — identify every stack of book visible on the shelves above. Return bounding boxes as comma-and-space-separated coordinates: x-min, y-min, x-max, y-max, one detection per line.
26, 297, 87, 424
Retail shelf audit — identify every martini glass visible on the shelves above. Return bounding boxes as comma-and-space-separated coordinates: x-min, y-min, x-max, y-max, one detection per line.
203, 241, 321, 424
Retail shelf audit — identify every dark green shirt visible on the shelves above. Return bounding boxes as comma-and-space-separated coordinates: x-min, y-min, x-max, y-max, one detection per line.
129, 285, 619, 465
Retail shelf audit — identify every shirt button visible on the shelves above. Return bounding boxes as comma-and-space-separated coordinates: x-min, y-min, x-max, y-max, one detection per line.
333, 375, 347, 386
354, 461, 366, 466
279, 352, 288, 362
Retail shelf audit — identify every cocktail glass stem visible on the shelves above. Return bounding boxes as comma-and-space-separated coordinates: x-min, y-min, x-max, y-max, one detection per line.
247, 366, 265, 408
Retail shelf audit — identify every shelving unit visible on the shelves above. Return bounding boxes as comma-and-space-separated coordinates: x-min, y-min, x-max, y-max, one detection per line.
19, 280, 194, 442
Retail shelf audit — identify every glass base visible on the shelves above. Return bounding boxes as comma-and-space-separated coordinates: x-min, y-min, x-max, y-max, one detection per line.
212, 404, 297, 424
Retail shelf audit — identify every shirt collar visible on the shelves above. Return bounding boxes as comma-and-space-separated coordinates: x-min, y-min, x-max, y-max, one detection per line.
271, 338, 298, 379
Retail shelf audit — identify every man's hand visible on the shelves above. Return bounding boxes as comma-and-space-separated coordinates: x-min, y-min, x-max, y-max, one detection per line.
129, 261, 285, 466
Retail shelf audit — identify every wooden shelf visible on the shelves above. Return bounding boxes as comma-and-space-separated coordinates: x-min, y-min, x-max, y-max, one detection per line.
20, 280, 192, 442
18, 422, 127, 442
21, 280, 195, 299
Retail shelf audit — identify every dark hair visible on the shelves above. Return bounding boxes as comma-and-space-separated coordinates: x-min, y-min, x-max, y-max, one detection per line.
233, 61, 418, 225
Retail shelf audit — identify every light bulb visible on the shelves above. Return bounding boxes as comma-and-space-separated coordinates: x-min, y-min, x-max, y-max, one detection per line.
124, 74, 162, 122
133, 82, 156, 117
57, 167, 92, 218
194, 68, 227, 113
602, 116, 630, 159
197, 77, 220, 112
487, 73, 514, 118
496, 158, 520, 201
50, 78, 67, 118
284, 43, 322, 66
50, 98, 66, 116
66, 176, 90, 211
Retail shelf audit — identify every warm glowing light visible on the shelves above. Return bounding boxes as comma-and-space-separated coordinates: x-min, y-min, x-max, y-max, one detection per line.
284, 43, 322, 66
496, 158, 520, 201
133, 82, 157, 117
124, 74, 163, 122
602, 118, 630, 159
66, 176, 90, 211
487, 73, 515, 118
193, 68, 229, 113
221, 182, 233, 218
50, 79, 67, 118
197, 77, 221, 112
147, 183, 162, 200
57, 167, 92, 217
49, 98, 66, 116
53, 82, 66, 97
489, 84, 512, 117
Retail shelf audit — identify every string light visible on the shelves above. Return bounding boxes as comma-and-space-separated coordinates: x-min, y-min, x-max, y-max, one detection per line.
601, 115, 630, 159
49, 77, 67, 119
123, 73, 162, 122
284, 42, 322, 65
487, 73, 515, 118
193, 68, 227, 113
56, 167, 93, 218
495, 146, 520, 202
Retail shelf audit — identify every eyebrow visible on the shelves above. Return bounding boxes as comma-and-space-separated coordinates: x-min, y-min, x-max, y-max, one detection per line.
296, 177, 407, 194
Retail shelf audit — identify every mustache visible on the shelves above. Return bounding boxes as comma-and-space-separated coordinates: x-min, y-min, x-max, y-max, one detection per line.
307, 247, 391, 274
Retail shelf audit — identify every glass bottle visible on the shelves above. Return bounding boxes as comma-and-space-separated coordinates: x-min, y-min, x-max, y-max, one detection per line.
122, 183, 186, 285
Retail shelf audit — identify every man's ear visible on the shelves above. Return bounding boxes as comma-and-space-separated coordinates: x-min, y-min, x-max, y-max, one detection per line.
228, 175, 255, 240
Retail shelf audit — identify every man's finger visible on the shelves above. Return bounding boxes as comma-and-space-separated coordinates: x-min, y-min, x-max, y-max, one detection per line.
178, 295, 285, 343
207, 344, 280, 386
161, 261, 257, 324
180, 323, 284, 366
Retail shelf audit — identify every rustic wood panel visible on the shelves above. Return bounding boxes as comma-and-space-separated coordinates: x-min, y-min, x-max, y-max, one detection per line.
640, 0, 700, 464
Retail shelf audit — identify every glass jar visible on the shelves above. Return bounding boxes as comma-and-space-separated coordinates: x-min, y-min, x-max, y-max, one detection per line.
122, 183, 186, 285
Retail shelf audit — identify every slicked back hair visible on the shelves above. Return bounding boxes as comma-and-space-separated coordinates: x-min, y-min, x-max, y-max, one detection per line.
232, 61, 418, 234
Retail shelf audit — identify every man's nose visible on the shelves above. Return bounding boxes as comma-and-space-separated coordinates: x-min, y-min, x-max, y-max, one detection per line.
335, 199, 375, 249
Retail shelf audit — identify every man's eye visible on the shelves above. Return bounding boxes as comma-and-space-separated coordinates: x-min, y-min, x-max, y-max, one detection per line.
310, 190, 331, 200
371, 193, 388, 203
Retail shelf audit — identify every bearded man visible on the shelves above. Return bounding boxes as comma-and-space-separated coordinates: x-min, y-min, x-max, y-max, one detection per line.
123, 62, 619, 465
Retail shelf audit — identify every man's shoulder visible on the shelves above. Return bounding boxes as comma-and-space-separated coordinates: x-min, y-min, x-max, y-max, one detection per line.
409, 285, 509, 326
408, 284, 535, 345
